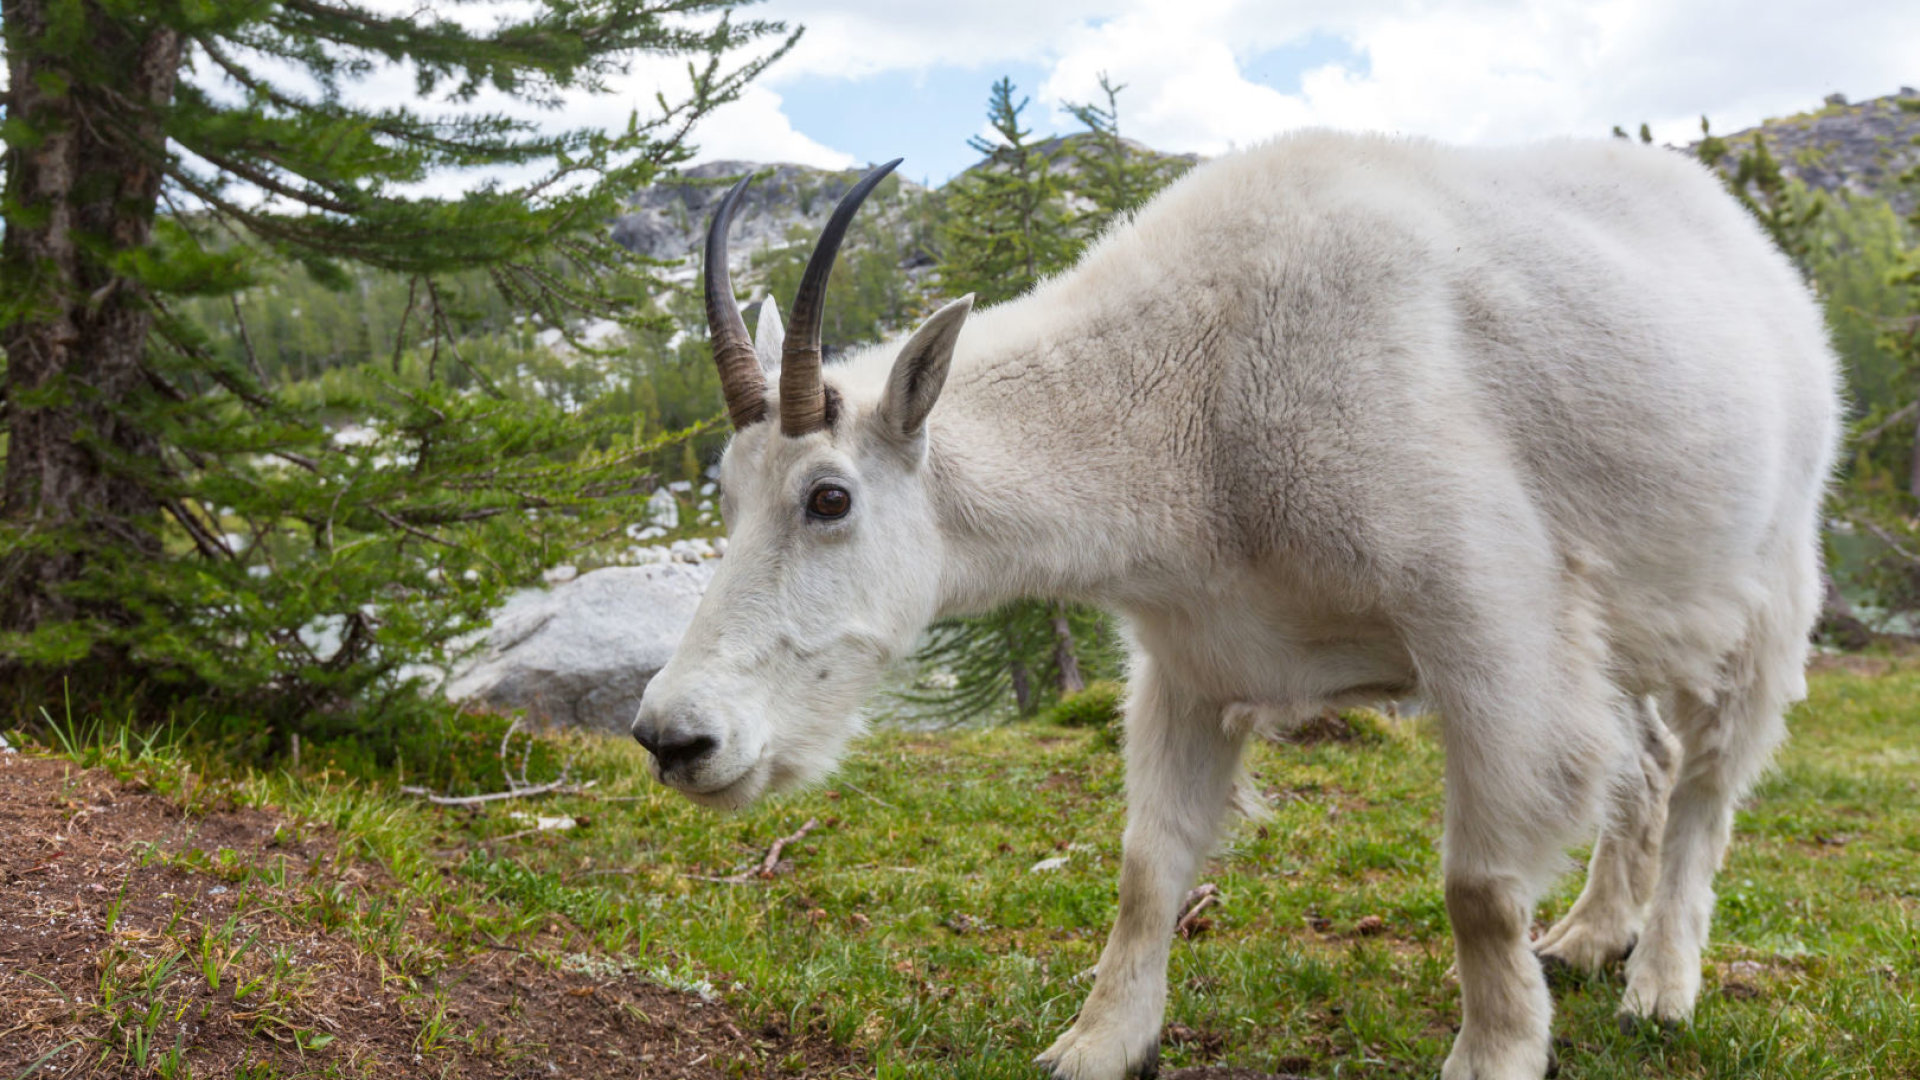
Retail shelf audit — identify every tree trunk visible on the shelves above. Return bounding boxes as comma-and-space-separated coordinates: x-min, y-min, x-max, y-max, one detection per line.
1050, 604, 1084, 695
0, 4, 183, 644
1009, 657, 1034, 715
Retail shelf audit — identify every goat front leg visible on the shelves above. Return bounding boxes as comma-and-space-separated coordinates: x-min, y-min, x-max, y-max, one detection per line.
1410, 575, 1624, 1080
1037, 659, 1246, 1080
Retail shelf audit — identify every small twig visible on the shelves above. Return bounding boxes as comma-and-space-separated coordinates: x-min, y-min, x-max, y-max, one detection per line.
398, 779, 592, 806
1175, 883, 1221, 938
499, 716, 524, 791
711, 818, 820, 883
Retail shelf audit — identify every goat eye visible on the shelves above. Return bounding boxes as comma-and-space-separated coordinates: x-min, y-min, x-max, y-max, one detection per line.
808, 484, 852, 520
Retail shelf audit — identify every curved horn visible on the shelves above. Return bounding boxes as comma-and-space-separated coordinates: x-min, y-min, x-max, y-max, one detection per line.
705, 174, 767, 429
780, 158, 903, 436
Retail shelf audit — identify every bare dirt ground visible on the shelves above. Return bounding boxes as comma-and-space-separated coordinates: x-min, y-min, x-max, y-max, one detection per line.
0, 751, 862, 1079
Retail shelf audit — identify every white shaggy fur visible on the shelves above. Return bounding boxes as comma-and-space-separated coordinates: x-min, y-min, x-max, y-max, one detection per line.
633, 132, 1840, 1080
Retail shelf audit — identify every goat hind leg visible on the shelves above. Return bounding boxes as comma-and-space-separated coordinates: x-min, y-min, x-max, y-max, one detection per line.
1038, 659, 1246, 1080
1622, 673, 1791, 1027
1536, 694, 1679, 974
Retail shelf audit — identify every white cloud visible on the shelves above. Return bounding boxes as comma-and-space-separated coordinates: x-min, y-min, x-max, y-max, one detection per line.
751, 0, 1920, 156
225, 1, 1920, 174
684, 84, 854, 168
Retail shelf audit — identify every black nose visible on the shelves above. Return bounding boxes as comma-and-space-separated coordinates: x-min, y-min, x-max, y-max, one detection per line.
632, 725, 717, 774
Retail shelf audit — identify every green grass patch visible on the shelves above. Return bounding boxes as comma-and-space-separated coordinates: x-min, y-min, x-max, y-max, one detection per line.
16, 662, 1920, 1077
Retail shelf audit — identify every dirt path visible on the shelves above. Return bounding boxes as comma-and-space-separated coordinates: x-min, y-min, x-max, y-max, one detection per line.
0, 750, 861, 1079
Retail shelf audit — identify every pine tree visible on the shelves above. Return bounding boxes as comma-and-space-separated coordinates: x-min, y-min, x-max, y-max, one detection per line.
0, 0, 792, 738
1065, 73, 1186, 239
937, 78, 1076, 305
1695, 120, 1825, 265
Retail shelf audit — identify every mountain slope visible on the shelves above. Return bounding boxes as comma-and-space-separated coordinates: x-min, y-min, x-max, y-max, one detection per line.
1702, 87, 1920, 213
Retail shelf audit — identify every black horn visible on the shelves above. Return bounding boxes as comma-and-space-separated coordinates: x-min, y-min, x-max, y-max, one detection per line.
780, 158, 903, 436
704, 174, 767, 429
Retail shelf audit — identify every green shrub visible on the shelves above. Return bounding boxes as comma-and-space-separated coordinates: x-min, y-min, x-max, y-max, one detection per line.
1040, 680, 1126, 738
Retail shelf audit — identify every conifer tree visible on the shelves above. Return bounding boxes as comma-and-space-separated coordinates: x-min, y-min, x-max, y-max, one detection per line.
0, 0, 792, 737
937, 78, 1076, 305
1695, 119, 1825, 265
1065, 73, 1186, 238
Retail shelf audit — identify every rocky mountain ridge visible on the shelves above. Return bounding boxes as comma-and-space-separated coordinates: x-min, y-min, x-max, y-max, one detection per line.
613, 87, 1920, 277
1703, 87, 1920, 214
611, 159, 930, 271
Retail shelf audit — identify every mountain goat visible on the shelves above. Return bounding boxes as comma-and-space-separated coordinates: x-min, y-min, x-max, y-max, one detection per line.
631, 132, 1840, 1080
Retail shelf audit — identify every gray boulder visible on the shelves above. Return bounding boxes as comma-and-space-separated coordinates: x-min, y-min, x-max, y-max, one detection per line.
447, 562, 715, 733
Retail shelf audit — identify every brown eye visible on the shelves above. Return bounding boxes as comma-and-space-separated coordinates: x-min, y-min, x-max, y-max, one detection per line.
808, 484, 852, 520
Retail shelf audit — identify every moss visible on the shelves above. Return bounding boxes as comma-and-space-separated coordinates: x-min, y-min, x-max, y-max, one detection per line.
1039, 679, 1125, 740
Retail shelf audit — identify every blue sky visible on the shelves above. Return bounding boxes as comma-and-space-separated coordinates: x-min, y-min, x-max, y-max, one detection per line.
773, 63, 1065, 185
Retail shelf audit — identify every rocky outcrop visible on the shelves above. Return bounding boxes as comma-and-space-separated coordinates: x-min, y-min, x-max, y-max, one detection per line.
446, 561, 716, 733
610, 160, 927, 269
1704, 88, 1920, 214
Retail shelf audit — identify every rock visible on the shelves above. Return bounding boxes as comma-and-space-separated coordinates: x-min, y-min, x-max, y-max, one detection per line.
609, 161, 929, 265
446, 562, 716, 733
646, 487, 679, 530
1696, 89, 1920, 215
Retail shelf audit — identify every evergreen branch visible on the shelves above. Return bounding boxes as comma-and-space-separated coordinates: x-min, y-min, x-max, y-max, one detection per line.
370, 506, 498, 573
170, 140, 359, 216
1854, 401, 1920, 447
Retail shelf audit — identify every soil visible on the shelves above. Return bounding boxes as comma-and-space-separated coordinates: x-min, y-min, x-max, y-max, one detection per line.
0, 751, 862, 1079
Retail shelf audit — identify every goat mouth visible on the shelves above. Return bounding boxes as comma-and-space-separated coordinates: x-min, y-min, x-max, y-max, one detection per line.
674, 758, 771, 811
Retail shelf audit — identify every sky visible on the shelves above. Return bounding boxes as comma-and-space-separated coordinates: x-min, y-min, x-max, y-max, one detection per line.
642, 0, 1920, 185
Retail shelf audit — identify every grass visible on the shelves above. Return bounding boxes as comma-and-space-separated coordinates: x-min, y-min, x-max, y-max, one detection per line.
14, 659, 1920, 1078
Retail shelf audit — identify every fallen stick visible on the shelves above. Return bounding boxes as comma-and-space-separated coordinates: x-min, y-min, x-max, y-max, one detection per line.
1175, 883, 1221, 938
398, 778, 593, 806
723, 818, 819, 883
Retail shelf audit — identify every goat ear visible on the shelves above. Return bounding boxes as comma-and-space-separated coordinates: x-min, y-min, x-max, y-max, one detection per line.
878, 294, 971, 441
753, 300, 784, 378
